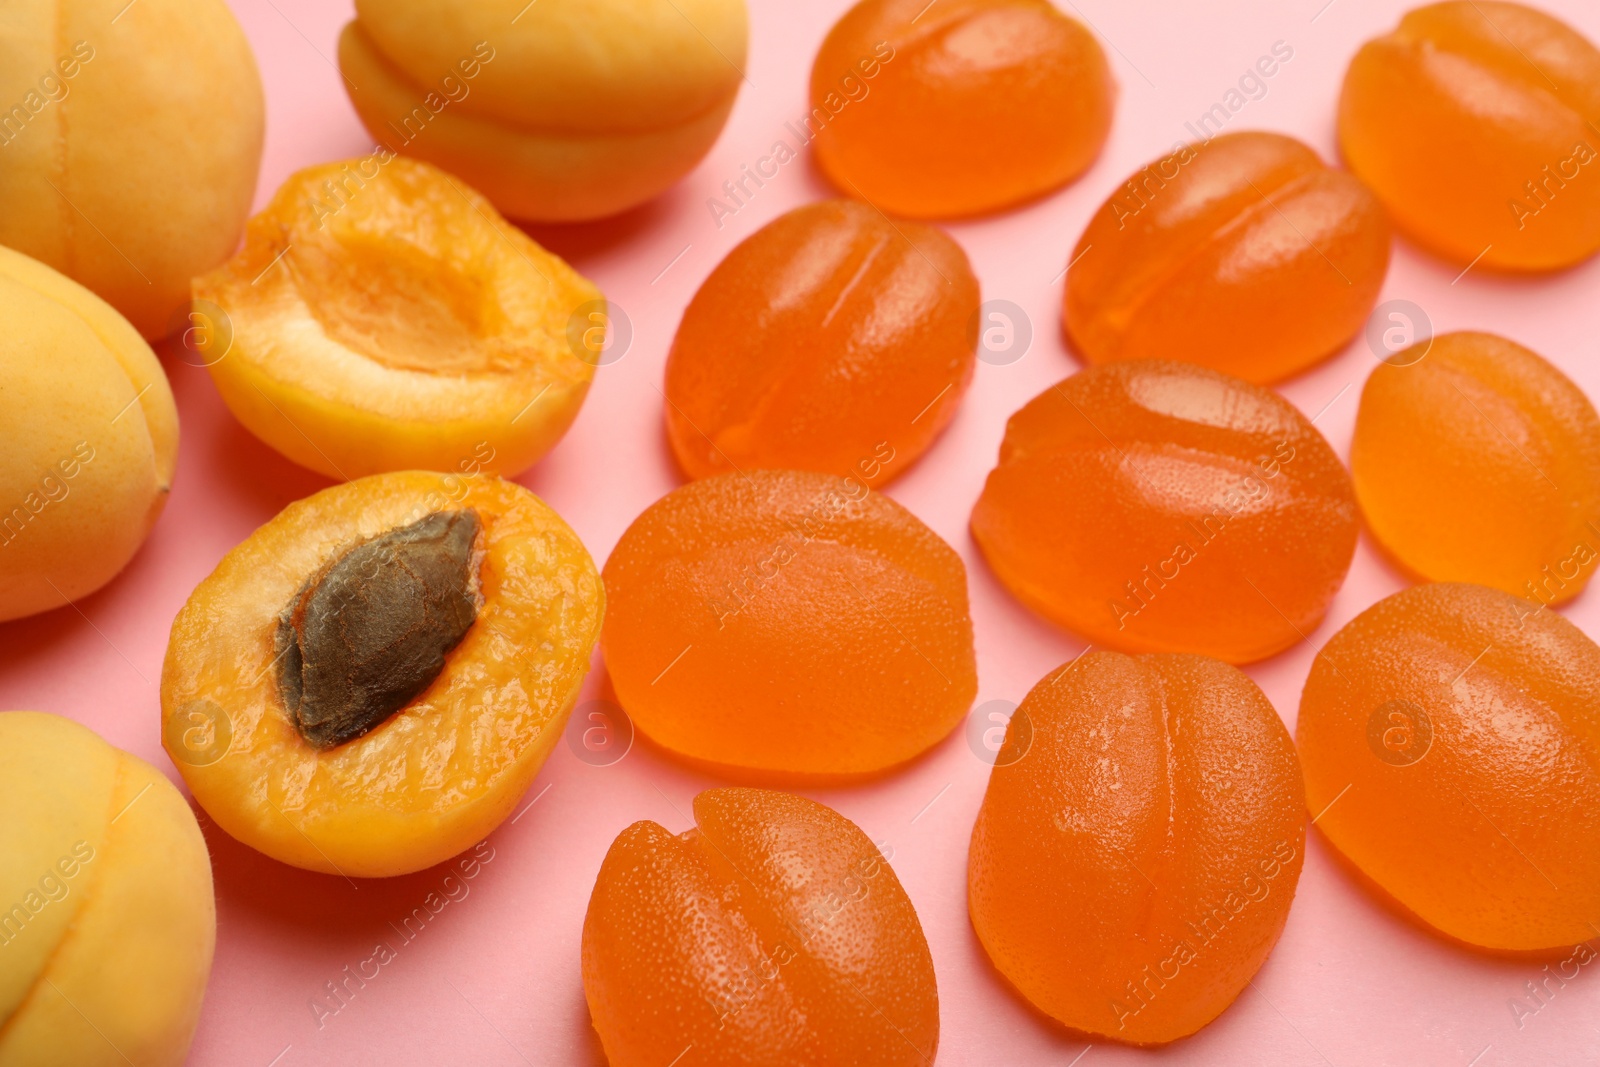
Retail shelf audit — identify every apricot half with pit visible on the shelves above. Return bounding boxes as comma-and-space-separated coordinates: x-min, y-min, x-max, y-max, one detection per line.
0, 712, 215, 1067
0, 0, 263, 338
339, 0, 748, 221
160, 471, 604, 878
0, 244, 177, 623
193, 157, 603, 481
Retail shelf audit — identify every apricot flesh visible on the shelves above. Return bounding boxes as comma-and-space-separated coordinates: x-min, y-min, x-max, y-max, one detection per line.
1339, 1, 1600, 271
0, 0, 263, 338
1353, 332, 1600, 604
194, 157, 602, 481
340, 0, 748, 221
969, 653, 1306, 1044
812, 0, 1114, 217
971, 361, 1358, 663
665, 200, 979, 483
602, 469, 977, 777
1065, 131, 1392, 383
1297, 583, 1600, 950
583, 787, 939, 1065
0, 244, 177, 622
161, 471, 604, 878
0, 712, 215, 1067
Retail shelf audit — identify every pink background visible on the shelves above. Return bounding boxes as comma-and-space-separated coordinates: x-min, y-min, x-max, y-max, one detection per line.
4, 0, 1600, 1063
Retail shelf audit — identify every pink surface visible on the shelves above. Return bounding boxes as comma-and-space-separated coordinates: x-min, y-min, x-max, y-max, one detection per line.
4, 0, 1600, 1063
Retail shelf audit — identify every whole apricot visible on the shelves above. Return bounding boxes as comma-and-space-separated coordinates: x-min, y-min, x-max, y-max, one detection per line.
0, 245, 177, 623
193, 158, 602, 482
811, 0, 1114, 218
1298, 583, 1600, 950
602, 469, 977, 777
1065, 132, 1392, 383
1339, 1, 1600, 271
583, 787, 939, 1065
1352, 332, 1600, 604
0, 0, 263, 337
971, 361, 1358, 663
161, 471, 604, 878
969, 653, 1306, 1044
340, 0, 748, 221
665, 200, 979, 483
0, 712, 215, 1067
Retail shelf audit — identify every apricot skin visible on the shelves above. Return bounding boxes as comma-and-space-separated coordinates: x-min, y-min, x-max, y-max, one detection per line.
583, 788, 939, 1065
0, 712, 215, 1067
161, 472, 604, 878
664, 200, 980, 483
1338, 2, 1600, 271
194, 157, 602, 482
1297, 583, 1600, 950
0, 0, 263, 338
0, 245, 177, 623
602, 469, 977, 778
968, 653, 1306, 1044
1065, 132, 1392, 383
1352, 332, 1600, 603
340, 0, 748, 221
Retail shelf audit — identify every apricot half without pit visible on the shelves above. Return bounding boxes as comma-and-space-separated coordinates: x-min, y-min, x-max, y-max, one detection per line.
339, 0, 749, 221
0, 712, 215, 1067
0, 245, 177, 623
161, 471, 604, 878
193, 157, 604, 481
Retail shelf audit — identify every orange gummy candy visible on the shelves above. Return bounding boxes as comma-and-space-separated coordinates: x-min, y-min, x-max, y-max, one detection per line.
602, 469, 976, 776
583, 787, 939, 1065
1297, 583, 1600, 950
971, 361, 1358, 663
811, 0, 1114, 218
1353, 332, 1600, 605
1339, 1, 1600, 271
1064, 131, 1391, 383
969, 652, 1306, 1044
665, 200, 978, 484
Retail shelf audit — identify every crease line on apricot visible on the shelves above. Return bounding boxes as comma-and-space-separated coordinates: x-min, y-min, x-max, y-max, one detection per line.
108, 781, 152, 825
40, 176, 150, 284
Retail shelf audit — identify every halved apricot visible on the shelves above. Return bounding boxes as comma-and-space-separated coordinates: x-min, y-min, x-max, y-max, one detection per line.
193, 157, 603, 481
160, 471, 603, 877
583, 787, 939, 1064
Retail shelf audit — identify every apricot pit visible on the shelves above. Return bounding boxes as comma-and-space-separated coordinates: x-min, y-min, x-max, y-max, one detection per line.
277, 509, 482, 749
